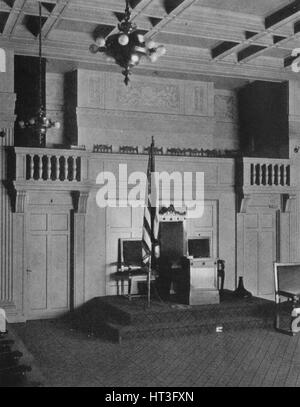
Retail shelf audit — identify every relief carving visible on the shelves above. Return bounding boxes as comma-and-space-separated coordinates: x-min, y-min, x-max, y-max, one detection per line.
194, 86, 206, 114
116, 83, 180, 112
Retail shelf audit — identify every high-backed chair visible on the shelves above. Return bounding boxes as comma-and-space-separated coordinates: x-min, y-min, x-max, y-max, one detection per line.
115, 238, 155, 300
274, 262, 300, 335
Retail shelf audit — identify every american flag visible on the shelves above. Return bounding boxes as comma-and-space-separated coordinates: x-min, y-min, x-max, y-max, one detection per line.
142, 137, 159, 266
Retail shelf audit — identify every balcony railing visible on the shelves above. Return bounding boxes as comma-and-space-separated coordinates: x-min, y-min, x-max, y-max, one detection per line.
14, 147, 88, 183
243, 158, 293, 189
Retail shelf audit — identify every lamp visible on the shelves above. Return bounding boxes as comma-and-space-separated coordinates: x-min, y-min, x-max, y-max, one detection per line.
18, 2, 60, 147
89, 0, 166, 85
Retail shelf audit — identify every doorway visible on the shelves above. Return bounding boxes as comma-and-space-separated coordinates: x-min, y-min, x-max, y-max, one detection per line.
26, 211, 71, 320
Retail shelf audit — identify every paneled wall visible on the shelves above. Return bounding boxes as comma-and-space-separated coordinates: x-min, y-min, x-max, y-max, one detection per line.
44, 69, 239, 151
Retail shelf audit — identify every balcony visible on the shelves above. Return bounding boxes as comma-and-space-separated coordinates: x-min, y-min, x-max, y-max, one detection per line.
12, 148, 296, 196
14, 147, 89, 192
242, 157, 294, 193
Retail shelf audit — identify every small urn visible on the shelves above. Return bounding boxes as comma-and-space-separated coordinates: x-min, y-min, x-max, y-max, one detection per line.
234, 276, 252, 299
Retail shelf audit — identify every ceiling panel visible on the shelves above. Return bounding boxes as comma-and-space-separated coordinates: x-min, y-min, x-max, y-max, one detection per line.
1, 0, 300, 84
194, 0, 295, 16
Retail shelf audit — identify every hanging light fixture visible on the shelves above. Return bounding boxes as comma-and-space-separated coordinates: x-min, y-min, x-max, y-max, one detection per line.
89, 0, 166, 85
18, 1, 60, 147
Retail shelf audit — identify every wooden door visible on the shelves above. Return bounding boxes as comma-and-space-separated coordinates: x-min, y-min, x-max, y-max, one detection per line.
241, 212, 278, 298
26, 212, 70, 319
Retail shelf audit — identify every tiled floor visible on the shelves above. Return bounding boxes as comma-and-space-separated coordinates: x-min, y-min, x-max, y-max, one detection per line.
10, 319, 300, 387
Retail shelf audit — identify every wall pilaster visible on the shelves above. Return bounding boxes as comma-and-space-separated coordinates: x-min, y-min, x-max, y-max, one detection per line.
0, 49, 17, 319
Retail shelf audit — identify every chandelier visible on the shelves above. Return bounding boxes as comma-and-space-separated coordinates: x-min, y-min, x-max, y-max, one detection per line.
89, 0, 166, 85
18, 2, 60, 147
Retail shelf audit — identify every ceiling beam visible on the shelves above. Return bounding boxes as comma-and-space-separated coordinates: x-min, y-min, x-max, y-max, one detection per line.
144, 0, 199, 40
41, 0, 70, 40
212, 0, 300, 62
237, 45, 267, 63
265, 0, 300, 29
2, 0, 27, 37
238, 19, 300, 64
2, 36, 293, 82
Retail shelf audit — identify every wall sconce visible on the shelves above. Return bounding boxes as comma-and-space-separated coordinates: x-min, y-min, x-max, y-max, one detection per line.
0, 130, 5, 138
294, 146, 300, 153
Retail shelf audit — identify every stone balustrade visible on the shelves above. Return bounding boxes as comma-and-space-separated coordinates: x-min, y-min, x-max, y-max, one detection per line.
15, 147, 87, 183
243, 158, 293, 189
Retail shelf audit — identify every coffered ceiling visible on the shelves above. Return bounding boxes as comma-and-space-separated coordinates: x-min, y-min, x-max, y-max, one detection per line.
1, 0, 300, 85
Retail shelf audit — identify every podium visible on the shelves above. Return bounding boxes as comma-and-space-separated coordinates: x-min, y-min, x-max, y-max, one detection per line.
180, 257, 220, 305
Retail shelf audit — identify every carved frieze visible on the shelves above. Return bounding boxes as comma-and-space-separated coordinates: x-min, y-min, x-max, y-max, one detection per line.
115, 82, 181, 113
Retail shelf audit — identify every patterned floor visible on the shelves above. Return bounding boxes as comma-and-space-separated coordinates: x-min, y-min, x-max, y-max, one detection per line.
10, 319, 300, 387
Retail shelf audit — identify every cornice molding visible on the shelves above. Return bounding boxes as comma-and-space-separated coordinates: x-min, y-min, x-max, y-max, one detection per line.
76, 107, 215, 125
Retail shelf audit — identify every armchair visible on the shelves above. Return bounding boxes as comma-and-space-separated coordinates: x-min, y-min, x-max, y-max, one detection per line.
274, 262, 300, 335
115, 238, 155, 300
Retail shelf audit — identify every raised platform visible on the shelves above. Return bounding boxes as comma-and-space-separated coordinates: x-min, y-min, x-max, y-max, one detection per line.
73, 291, 275, 343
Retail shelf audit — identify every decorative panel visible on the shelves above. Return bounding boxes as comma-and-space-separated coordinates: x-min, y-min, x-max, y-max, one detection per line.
185, 82, 214, 117
261, 214, 274, 228
49, 235, 69, 310
259, 231, 275, 295
30, 214, 47, 231
28, 235, 48, 311
108, 76, 182, 114
77, 70, 105, 109
245, 214, 258, 229
244, 230, 258, 294
50, 214, 69, 231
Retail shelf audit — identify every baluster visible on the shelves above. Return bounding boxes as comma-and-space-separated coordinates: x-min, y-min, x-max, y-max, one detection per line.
39, 155, 43, 180
286, 165, 290, 186
73, 156, 77, 181
64, 156, 68, 181
250, 163, 254, 185
56, 156, 60, 180
255, 164, 260, 185
47, 156, 51, 180
273, 165, 277, 186
260, 164, 264, 185
280, 165, 284, 186
30, 155, 34, 179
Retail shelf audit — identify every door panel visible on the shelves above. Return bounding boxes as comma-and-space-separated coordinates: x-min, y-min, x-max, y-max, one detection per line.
27, 212, 70, 319
259, 230, 275, 295
49, 234, 69, 310
28, 235, 48, 311
241, 212, 278, 298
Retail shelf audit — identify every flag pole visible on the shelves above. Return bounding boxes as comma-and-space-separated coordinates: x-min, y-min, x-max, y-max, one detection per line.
147, 255, 151, 308
147, 136, 155, 308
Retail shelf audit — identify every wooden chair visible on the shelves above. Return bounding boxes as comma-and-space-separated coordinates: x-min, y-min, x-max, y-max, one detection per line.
274, 262, 300, 335
115, 238, 155, 300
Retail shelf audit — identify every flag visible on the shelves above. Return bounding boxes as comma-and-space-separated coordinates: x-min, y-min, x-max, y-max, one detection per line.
142, 137, 159, 266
